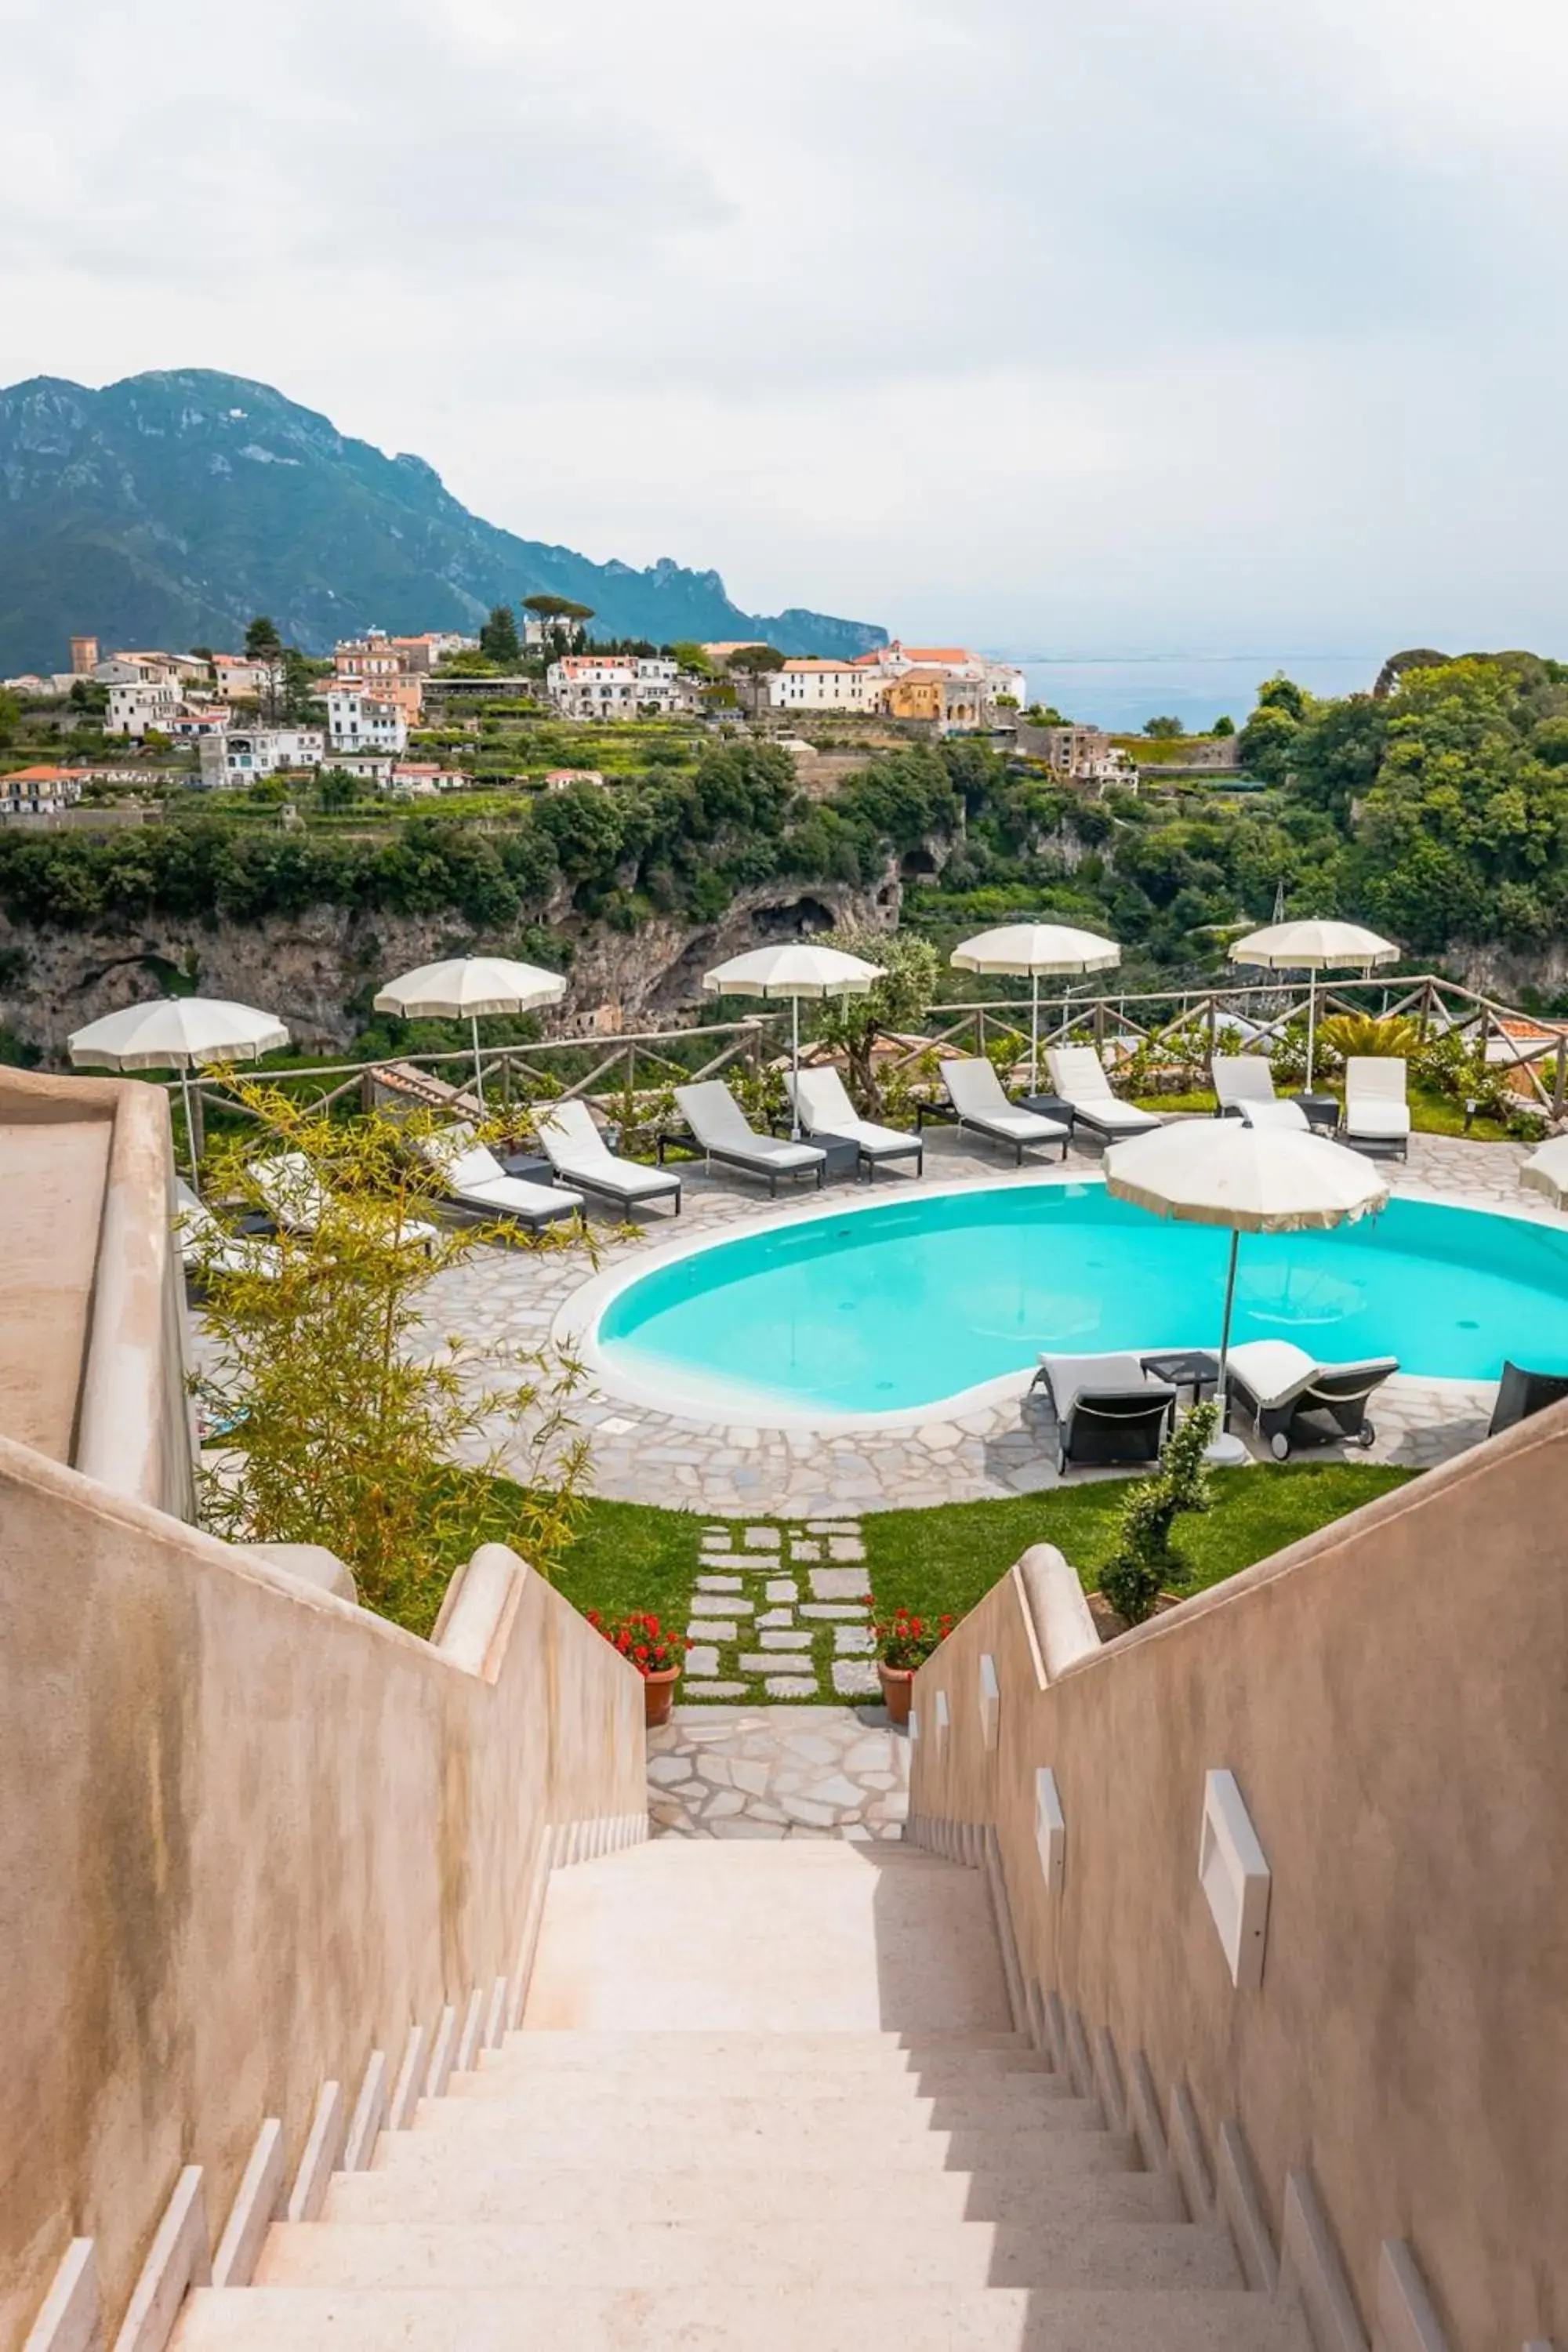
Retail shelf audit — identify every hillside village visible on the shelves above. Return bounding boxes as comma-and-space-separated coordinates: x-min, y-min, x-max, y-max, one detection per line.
1, 615, 1165, 820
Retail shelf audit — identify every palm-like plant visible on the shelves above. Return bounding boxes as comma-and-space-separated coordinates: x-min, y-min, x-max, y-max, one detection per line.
1316, 1012, 1419, 1062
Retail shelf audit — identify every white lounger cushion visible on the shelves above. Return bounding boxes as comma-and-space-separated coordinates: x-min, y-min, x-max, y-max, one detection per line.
175, 1181, 281, 1278
789, 1069, 915, 1154
1343, 1058, 1411, 1138
250, 1150, 441, 1244
1225, 1339, 1319, 1408
1232, 1098, 1312, 1132
942, 1058, 1067, 1139
1038, 1351, 1156, 1419
535, 1101, 677, 1196
449, 1172, 581, 1218
1045, 1047, 1162, 1130
1212, 1056, 1277, 1109
675, 1081, 824, 1171
416, 1130, 581, 1218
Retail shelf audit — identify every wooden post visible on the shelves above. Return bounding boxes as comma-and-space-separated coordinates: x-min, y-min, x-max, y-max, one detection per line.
1555, 1038, 1566, 1120
1094, 996, 1106, 1046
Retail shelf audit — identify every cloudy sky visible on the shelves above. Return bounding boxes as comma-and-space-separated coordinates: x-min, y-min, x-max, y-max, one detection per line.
4, 0, 1566, 657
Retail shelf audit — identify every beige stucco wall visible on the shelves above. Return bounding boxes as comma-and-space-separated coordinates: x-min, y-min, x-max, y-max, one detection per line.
0, 1067, 194, 1520
910, 1405, 1568, 2350
0, 1436, 645, 2351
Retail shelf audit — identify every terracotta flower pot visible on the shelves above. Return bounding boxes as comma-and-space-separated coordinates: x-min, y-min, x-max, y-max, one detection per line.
877, 1661, 914, 1726
641, 1664, 681, 1729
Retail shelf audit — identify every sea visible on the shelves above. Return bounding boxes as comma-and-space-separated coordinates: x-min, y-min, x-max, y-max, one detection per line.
1010, 653, 1378, 735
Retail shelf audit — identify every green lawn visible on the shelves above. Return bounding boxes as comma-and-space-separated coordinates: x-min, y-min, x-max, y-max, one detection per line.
525, 1463, 1414, 1645
858, 1461, 1414, 1624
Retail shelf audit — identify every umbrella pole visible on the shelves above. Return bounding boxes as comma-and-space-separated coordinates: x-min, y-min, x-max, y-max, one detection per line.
471, 1014, 485, 1111
1305, 971, 1316, 1091
1030, 973, 1040, 1092
1207, 1229, 1250, 1466
789, 998, 801, 1141
180, 1066, 199, 1193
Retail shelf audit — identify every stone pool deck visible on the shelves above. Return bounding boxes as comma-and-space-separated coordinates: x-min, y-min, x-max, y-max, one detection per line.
424, 1124, 1551, 1517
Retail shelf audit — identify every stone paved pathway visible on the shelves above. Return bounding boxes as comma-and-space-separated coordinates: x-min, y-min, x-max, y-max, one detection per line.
684, 1518, 878, 1701
647, 1704, 909, 1839
418, 1127, 1551, 1513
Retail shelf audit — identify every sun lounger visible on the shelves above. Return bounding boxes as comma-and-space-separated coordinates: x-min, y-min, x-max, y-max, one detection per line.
672, 1081, 826, 1196
414, 1127, 583, 1230
1044, 1047, 1163, 1145
1225, 1338, 1398, 1458
786, 1068, 924, 1180
369, 1061, 485, 1122
941, 1058, 1070, 1165
1341, 1057, 1410, 1157
249, 1149, 441, 1250
1032, 1351, 1178, 1473
1486, 1359, 1568, 1438
174, 1181, 281, 1280
533, 1098, 682, 1214
1211, 1056, 1310, 1131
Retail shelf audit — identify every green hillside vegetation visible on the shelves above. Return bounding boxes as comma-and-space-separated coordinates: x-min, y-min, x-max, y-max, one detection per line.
2, 652, 1565, 1012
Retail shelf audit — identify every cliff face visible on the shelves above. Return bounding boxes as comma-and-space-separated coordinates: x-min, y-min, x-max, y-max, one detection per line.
0, 873, 902, 1061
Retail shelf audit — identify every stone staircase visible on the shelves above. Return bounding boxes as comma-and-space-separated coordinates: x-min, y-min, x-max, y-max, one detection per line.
170, 1840, 1318, 2351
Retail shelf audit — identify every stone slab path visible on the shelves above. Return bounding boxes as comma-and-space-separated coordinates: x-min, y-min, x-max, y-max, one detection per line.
647, 1704, 909, 1840
684, 1517, 878, 1701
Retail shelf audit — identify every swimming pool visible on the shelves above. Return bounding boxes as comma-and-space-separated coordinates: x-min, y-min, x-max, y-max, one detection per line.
590, 1181, 1568, 1421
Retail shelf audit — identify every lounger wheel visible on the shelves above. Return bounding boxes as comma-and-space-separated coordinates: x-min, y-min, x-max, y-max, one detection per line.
1270, 1432, 1290, 1461
1358, 1421, 1376, 1448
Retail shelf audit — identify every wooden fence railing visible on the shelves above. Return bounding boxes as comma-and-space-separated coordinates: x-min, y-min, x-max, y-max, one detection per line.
166, 972, 1568, 1148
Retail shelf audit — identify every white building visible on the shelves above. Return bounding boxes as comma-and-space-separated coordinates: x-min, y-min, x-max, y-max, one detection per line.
212, 654, 281, 702
198, 728, 325, 787
765, 659, 885, 713
105, 681, 180, 738
160, 706, 231, 741
547, 655, 693, 720
325, 687, 408, 754
0, 766, 85, 816
849, 641, 1028, 712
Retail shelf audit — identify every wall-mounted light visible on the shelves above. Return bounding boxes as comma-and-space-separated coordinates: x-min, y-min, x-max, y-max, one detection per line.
934, 1689, 949, 1750
978, 1653, 1000, 1750
1035, 1767, 1065, 1896
1199, 1769, 1271, 1991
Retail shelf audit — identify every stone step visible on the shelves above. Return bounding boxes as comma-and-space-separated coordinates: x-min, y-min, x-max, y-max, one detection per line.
503, 2029, 1045, 2070
488, 2049, 1060, 2085
172, 2284, 1314, 2352
257, 2216, 1241, 2294
324, 2161, 1187, 2231
445, 2075, 1085, 2121
382, 2114, 1144, 2173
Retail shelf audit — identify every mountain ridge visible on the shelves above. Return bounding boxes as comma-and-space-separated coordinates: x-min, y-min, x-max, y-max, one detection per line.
0, 368, 886, 670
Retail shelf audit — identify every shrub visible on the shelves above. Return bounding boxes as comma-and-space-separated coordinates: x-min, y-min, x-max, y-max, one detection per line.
1099, 1402, 1218, 1626
1317, 1012, 1418, 1061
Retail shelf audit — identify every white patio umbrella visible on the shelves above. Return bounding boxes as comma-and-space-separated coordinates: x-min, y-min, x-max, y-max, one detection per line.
951, 923, 1121, 1091
1519, 1135, 1568, 1210
1105, 1120, 1391, 1464
702, 943, 884, 1138
1228, 920, 1399, 1091
373, 954, 566, 1106
69, 996, 290, 1191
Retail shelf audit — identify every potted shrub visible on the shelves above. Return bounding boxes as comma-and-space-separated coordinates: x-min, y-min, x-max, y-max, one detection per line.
586, 1610, 691, 1728
869, 1600, 953, 1727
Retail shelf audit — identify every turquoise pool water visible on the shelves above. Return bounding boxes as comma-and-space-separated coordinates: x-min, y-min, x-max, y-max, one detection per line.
597, 1185, 1568, 1415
